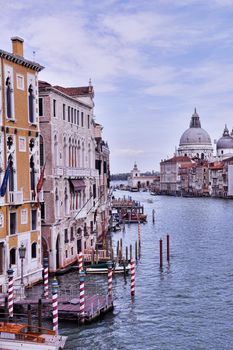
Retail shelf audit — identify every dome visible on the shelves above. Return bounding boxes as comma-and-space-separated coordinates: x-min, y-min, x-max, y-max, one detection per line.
179, 109, 212, 146
216, 125, 233, 149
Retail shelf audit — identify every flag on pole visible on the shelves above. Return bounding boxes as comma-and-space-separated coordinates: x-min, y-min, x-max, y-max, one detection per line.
36, 162, 46, 194
0, 160, 10, 197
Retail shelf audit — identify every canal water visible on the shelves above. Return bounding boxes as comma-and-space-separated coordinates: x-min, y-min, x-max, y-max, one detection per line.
59, 190, 233, 350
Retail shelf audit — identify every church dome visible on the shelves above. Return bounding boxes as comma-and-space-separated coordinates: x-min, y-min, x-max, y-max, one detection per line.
216, 125, 233, 149
179, 109, 212, 146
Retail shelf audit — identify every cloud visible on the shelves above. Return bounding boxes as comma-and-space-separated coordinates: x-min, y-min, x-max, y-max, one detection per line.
111, 148, 145, 156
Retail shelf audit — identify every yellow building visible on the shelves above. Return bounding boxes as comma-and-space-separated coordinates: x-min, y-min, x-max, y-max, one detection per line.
0, 37, 44, 292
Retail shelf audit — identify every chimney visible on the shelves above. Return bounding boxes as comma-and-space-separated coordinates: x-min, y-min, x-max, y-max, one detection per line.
11, 36, 24, 57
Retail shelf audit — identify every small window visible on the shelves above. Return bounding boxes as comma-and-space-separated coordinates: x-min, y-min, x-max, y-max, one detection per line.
17, 75, 24, 90
63, 104, 66, 120
39, 98, 43, 116
31, 209, 37, 230
88, 115, 90, 129
70, 227, 74, 241
74, 109, 76, 124
68, 106, 70, 122
10, 212, 16, 235
31, 242, 37, 258
71, 247, 74, 255
64, 229, 69, 243
10, 248, 16, 265
19, 137, 26, 152
41, 202, 45, 220
77, 110, 79, 125
81, 112, 84, 127
53, 99, 56, 117
71, 108, 73, 123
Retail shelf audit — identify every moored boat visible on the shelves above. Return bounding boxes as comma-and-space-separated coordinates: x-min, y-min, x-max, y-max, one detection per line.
0, 322, 67, 350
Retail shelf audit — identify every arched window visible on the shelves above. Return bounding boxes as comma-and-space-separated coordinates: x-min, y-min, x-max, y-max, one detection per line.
28, 84, 35, 123
8, 155, 14, 192
31, 242, 37, 258
10, 248, 16, 265
39, 136, 44, 167
82, 142, 85, 167
64, 188, 69, 215
6, 77, 12, 119
55, 188, 60, 218
30, 156, 35, 193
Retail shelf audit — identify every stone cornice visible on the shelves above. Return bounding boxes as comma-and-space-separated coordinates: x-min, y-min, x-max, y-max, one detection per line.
0, 49, 44, 72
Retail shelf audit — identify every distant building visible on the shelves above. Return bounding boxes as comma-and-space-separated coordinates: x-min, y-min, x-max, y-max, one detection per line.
160, 156, 193, 195
178, 109, 213, 160
216, 125, 233, 159
127, 162, 158, 190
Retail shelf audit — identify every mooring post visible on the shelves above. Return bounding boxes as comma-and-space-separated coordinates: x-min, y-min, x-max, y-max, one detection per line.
107, 260, 113, 301
152, 209, 155, 223
96, 245, 99, 264
52, 278, 59, 334
160, 239, 163, 268
130, 244, 132, 261
43, 257, 49, 299
138, 220, 141, 242
130, 260, 135, 297
79, 270, 85, 324
116, 241, 119, 263
167, 235, 170, 262
135, 241, 138, 262
7, 268, 14, 318
78, 252, 84, 272
27, 304, 32, 332
126, 246, 128, 263
120, 238, 123, 263
38, 298, 42, 330
91, 249, 94, 265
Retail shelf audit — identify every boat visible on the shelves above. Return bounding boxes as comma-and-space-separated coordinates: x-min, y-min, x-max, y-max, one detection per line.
122, 212, 147, 223
0, 322, 67, 349
85, 262, 130, 274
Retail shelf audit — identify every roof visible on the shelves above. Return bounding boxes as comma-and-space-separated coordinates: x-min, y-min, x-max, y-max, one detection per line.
54, 85, 93, 96
0, 49, 44, 72
161, 156, 192, 164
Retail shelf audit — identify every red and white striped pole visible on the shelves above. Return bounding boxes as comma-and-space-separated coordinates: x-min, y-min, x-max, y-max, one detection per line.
130, 260, 135, 297
52, 278, 59, 334
43, 257, 49, 299
107, 260, 113, 300
7, 268, 14, 318
78, 252, 83, 272
79, 270, 85, 324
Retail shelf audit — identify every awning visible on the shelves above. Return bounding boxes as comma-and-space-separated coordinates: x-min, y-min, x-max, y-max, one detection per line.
69, 179, 86, 192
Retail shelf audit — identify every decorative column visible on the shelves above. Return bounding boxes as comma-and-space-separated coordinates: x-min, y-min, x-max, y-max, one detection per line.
43, 257, 49, 299
7, 268, 14, 318
52, 278, 59, 334
130, 260, 135, 297
79, 270, 85, 323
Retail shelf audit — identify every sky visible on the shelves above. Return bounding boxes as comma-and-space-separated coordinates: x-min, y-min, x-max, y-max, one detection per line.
1, 0, 233, 173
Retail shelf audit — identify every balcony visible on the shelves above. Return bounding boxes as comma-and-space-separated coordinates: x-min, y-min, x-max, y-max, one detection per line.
54, 167, 63, 176
9, 191, 23, 205
65, 167, 90, 178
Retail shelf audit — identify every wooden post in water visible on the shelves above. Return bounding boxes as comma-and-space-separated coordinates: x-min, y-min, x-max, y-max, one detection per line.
116, 241, 119, 262
91, 249, 94, 265
38, 298, 42, 330
167, 235, 170, 262
160, 239, 163, 268
152, 209, 155, 223
126, 246, 128, 263
130, 244, 132, 261
96, 245, 99, 264
4, 296, 8, 321
135, 241, 138, 262
27, 304, 32, 332
137, 220, 141, 242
